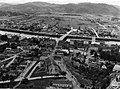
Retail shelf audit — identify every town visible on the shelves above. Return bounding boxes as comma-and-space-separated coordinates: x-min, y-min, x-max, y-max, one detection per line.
0, 11, 119, 89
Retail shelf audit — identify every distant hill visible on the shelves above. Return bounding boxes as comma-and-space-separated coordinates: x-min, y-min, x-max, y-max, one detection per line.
0, 2, 119, 15
58, 3, 120, 15
114, 5, 120, 11
0, 2, 12, 8
0, 3, 23, 16
0, 11, 24, 16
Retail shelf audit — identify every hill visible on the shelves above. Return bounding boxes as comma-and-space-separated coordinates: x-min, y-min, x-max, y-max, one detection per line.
58, 3, 120, 15
0, 2, 11, 8
0, 2, 119, 15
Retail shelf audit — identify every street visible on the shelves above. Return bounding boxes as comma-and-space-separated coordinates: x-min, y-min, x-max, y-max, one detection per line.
53, 27, 81, 89
59, 62, 81, 89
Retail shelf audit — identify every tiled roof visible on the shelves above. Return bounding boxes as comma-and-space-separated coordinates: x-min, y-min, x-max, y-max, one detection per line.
54, 55, 61, 61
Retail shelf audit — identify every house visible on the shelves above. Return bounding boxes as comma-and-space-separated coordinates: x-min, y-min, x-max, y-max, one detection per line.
63, 56, 71, 63
45, 58, 51, 66
23, 57, 32, 60
108, 74, 120, 89
54, 55, 63, 65
0, 41, 8, 53
72, 61, 80, 68
55, 50, 64, 56
51, 79, 73, 89
90, 46, 98, 51
48, 64, 61, 74
70, 40, 74, 45
56, 46, 63, 50
111, 17, 120, 22
102, 47, 112, 52
61, 49, 69, 54
101, 64, 107, 70
19, 38, 30, 46
84, 41, 89, 44
90, 44, 99, 51
40, 56, 48, 60
113, 65, 120, 72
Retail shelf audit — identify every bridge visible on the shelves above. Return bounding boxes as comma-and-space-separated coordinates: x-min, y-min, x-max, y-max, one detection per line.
89, 26, 99, 38
59, 27, 77, 41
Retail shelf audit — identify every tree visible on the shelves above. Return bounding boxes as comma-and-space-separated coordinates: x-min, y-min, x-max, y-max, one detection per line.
11, 35, 19, 42
10, 42, 17, 49
90, 50, 95, 55
60, 71, 67, 76
80, 84, 85, 88
1, 35, 8, 41
21, 78, 29, 84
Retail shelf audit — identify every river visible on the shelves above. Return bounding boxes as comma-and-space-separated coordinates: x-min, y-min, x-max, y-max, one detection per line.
0, 30, 58, 40
0, 30, 120, 45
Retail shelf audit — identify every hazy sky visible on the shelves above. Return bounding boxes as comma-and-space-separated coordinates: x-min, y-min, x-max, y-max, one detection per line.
0, 0, 120, 6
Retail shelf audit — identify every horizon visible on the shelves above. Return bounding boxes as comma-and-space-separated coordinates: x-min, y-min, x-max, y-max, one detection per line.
0, 0, 120, 6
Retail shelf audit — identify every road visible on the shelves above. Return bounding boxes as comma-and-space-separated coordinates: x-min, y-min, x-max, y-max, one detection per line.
17, 61, 37, 79
96, 22, 107, 29
1, 54, 17, 63
54, 28, 81, 89
5, 50, 26, 68
5, 55, 17, 68
13, 61, 38, 89
48, 27, 77, 73
27, 62, 40, 78
59, 62, 81, 89
1, 49, 25, 63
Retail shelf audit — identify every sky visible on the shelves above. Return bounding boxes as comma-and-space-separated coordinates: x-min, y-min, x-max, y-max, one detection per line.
0, 0, 120, 6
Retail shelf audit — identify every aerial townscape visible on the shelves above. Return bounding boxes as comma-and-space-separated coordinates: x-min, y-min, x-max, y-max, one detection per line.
0, 1, 120, 89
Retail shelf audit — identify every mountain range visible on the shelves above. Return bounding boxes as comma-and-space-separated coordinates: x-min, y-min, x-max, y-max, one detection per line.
0, 2, 120, 16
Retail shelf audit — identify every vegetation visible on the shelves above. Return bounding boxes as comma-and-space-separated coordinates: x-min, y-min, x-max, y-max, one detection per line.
0, 11, 23, 16
0, 2, 119, 15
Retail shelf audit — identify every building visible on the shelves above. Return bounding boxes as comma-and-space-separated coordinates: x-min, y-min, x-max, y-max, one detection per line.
54, 55, 63, 65
113, 65, 120, 72
0, 41, 8, 53
19, 38, 30, 46
51, 79, 73, 89
102, 47, 112, 52
90, 44, 99, 51
55, 50, 64, 56
107, 74, 120, 89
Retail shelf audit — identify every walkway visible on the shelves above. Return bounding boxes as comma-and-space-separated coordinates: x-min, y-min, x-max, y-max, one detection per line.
59, 62, 81, 89
27, 62, 40, 78
17, 61, 37, 79
5, 55, 17, 68
1, 50, 24, 63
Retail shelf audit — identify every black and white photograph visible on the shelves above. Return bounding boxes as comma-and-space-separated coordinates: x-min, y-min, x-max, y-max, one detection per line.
0, 0, 119, 89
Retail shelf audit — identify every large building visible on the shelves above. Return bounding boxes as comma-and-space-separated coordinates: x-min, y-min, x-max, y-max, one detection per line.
51, 79, 73, 89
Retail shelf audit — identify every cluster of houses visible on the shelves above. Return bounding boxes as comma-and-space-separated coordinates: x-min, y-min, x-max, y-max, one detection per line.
53, 37, 120, 89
